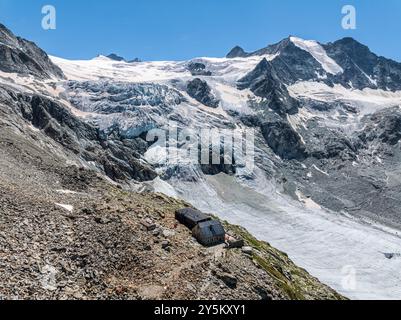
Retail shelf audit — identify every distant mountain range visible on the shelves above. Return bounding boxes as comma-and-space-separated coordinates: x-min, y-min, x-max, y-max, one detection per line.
106, 53, 142, 63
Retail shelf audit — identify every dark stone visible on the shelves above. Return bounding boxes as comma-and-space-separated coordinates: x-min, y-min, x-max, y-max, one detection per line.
226, 46, 247, 58
238, 58, 300, 115
216, 273, 238, 289
187, 62, 212, 76
13, 92, 157, 182
239, 114, 262, 127
0, 23, 65, 79
106, 54, 125, 62
261, 120, 307, 160
187, 78, 219, 108
356, 107, 401, 146
254, 286, 273, 300
324, 37, 401, 91
128, 58, 142, 63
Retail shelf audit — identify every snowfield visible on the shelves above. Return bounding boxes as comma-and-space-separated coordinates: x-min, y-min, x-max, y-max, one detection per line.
290, 37, 344, 75
50, 54, 276, 84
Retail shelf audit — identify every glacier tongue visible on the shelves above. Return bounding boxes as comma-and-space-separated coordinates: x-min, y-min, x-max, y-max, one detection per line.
290, 37, 344, 75
163, 173, 401, 300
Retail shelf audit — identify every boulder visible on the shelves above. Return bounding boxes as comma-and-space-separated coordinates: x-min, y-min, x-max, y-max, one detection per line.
242, 246, 254, 255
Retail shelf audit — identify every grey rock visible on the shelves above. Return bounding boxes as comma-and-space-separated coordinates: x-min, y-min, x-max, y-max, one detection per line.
234, 36, 401, 93
106, 53, 126, 62
7, 90, 157, 182
141, 219, 156, 231
356, 107, 401, 146
128, 58, 142, 63
242, 247, 253, 255
238, 58, 300, 115
161, 240, 170, 250
216, 273, 238, 289
0, 23, 64, 79
324, 37, 401, 91
162, 229, 176, 238
187, 62, 212, 76
261, 120, 307, 160
226, 46, 247, 58
186, 78, 219, 108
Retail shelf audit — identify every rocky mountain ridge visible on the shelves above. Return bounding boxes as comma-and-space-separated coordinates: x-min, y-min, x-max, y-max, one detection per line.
228, 36, 401, 91
0, 24, 64, 79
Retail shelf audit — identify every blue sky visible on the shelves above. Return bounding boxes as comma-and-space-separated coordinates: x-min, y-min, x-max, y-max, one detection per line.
0, 0, 400, 61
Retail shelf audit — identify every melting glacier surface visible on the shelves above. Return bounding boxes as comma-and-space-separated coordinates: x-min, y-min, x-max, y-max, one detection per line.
160, 173, 401, 300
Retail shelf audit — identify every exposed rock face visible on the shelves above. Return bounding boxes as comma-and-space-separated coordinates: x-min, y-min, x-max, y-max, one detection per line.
106, 53, 126, 62
0, 24, 64, 79
226, 46, 247, 58
357, 107, 401, 146
187, 62, 212, 76
240, 38, 330, 86
325, 38, 401, 91
186, 78, 219, 108
104, 54, 142, 63
200, 163, 236, 176
238, 58, 300, 115
261, 120, 307, 160
1, 88, 157, 182
309, 130, 356, 161
234, 36, 401, 91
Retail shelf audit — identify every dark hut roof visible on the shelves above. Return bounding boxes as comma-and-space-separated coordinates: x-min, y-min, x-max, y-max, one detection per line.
195, 220, 225, 237
176, 208, 210, 223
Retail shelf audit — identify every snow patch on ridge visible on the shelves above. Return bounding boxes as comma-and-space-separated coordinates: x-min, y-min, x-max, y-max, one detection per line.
290, 37, 344, 75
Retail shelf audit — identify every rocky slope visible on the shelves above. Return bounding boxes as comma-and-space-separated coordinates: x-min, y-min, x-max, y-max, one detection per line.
0, 24, 64, 79
0, 23, 344, 300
